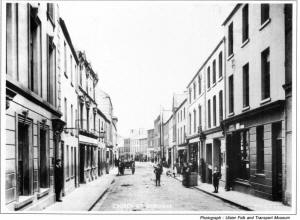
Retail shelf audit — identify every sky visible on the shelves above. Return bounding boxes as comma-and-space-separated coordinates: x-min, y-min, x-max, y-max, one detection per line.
59, 1, 235, 137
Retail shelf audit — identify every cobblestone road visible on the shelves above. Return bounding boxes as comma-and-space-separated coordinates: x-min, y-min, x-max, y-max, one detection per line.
92, 162, 242, 211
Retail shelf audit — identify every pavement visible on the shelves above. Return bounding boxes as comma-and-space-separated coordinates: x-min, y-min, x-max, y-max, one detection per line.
170, 169, 292, 212
44, 167, 117, 212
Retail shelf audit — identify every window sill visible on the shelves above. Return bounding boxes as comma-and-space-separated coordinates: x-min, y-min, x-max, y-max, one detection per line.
207, 87, 211, 92
37, 188, 50, 199
71, 82, 74, 87
14, 195, 34, 210
260, 97, 271, 105
212, 82, 216, 88
242, 106, 250, 112
241, 38, 250, 48
66, 178, 70, 182
255, 173, 266, 177
64, 72, 68, 79
218, 76, 223, 82
228, 112, 235, 117
259, 18, 271, 31
227, 53, 234, 61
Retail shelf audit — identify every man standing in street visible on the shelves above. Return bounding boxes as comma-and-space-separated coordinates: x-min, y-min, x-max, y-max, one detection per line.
154, 162, 163, 186
54, 159, 63, 202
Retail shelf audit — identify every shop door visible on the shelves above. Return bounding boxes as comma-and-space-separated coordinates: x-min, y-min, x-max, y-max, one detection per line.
40, 129, 49, 188
79, 146, 85, 183
18, 123, 30, 196
272, 123, 282, 201
206, 144, 212, 183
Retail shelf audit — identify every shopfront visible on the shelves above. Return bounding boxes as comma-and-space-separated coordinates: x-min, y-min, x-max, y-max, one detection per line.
224, 101, 285, 201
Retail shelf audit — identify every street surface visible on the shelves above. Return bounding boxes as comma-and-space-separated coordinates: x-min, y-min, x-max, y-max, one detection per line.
92, 162, 241, 211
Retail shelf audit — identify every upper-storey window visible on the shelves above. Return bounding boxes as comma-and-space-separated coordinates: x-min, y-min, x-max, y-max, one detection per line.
208, 99, 211, 128
193, 109, 196, 133
228, 22, 233, 56
183, 107, 185, 119
243, 63, 249, 107
261, 47, 270, 100
29, 6, 42, 95
219, 90, 223, 121
213, 60, 216, 84
189, 87, 192, 103
198, 75, 201, 94
47, 3, 54, 24
218, 52, 223, 78
193, 82, 196, 100
261, 4, 270, 25
242, 4, 249, 42
213, 95, 216, 127
207, 66, 211, 89
64, 41, 67, 78
47, 34, 55, 105
229, 75, 234, 114
70, 55, 73, 85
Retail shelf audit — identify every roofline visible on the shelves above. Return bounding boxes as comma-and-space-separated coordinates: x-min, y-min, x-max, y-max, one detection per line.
59, 18, 79, 64
165, 114, 173, 125
97, 108, 110, 122
186, 37, 225, 88
174, 98, 187, 114
222, 4, 242, 26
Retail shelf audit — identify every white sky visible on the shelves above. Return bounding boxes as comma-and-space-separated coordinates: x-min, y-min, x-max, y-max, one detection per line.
59, 1, 235, 137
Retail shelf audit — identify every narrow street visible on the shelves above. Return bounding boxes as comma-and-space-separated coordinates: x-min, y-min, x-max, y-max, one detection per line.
91, 162, 241, 211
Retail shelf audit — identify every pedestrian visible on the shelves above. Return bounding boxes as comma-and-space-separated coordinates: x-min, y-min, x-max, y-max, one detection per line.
54, 159, 63, 202
154, 163, 163, 186
213, 166, 222, 193
172, 164, 177, 178
115, 158, 120, 175
182, 162, 190, 187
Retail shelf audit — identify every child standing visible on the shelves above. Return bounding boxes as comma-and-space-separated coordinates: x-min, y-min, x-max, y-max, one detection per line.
212, 166, 222, 193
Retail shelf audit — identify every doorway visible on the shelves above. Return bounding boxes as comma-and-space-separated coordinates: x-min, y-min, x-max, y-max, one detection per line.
272, 122, 282, 201
79, 145, 85, 183
206, 143, 212, 183
18, 122, 32, 196
39, 128, 49, 188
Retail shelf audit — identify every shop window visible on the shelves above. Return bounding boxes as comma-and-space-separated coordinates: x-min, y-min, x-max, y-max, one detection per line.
242, 4, 249, 42
261, 4, 270, 25
261, 48, 270, 100
237, 130, 250, 180
257, 126, 264, 173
